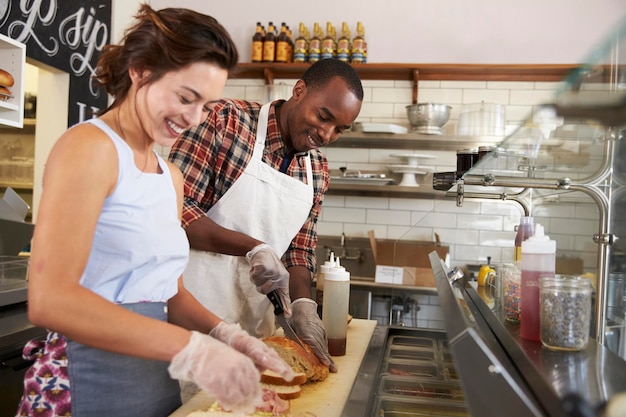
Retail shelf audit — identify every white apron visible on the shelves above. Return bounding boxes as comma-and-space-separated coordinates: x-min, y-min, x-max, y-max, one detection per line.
184, 103, 314, 337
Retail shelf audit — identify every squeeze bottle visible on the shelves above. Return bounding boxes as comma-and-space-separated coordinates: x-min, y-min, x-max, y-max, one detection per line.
520, 224, 556, 341
322, 256, 350, 356
316, 252, 336, 306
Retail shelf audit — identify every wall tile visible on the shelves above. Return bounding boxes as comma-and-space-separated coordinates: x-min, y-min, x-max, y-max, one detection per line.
462, 89, 510, 104
322, 207, 367, 223
346, 196, 389, 209
372, 87, 412, 103
441, 81, 486, 89
367, 209, 412, 225
510, 89, 555, 105
344, 223, 388, 238
321, 194, 346, 207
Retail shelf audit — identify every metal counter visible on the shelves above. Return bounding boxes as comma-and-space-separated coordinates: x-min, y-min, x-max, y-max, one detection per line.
341, 254, 626, 416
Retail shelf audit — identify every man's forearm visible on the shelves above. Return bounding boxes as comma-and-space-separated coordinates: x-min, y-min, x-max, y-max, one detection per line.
185, 216, 262, 256
288, 265, 314, 300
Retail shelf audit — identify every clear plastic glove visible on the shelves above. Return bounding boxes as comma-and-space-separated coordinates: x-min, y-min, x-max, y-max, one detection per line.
210, 322, 294, 381
287, 298, 337, 373
246, 243, 291, 315
168, 331, 261, 414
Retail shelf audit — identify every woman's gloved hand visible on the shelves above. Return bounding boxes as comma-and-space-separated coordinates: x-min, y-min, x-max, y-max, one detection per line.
210, 322, 294, 381
168, 331, 262, 414
287, 298, 337, 373
246, 243, 291, 315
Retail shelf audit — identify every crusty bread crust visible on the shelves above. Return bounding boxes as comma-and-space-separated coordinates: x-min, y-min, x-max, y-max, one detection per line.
262, 336, 329, 382
261, 369, 307, 386
0, 69, 14, 87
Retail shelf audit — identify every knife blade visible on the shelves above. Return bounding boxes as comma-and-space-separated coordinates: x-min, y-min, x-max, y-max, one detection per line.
267, 290, 308, 350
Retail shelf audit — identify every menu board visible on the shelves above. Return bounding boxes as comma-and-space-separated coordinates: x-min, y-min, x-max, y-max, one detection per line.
0, 0, 112, 126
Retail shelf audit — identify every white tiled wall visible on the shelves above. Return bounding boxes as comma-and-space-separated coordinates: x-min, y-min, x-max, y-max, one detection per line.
156, 75, 601, 327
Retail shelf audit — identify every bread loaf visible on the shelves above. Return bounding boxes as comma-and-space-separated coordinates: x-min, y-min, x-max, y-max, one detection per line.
262, 336, 329, 382
0, 69, 14, 87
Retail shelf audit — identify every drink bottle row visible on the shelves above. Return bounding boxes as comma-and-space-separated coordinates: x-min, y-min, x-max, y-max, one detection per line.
251, 21, 367, 64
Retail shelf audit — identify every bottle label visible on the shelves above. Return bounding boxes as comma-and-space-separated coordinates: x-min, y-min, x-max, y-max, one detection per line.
321, 38, 334, 59
308, 40, 321, 62
275, 41, 289, 62
251, 41, 263, 62
293, 39, 308, 62
337, 39, 350, 62
351, 39, 365, 63
262, 42, 275, 62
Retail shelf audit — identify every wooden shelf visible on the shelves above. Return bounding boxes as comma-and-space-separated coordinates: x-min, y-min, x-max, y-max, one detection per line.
234, 62, 577, 83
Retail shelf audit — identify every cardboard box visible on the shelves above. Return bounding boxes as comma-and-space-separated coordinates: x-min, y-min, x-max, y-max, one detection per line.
369, 231, 449, 287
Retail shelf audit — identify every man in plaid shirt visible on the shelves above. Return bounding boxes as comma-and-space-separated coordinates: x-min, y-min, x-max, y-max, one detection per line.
169, 59, 363, 372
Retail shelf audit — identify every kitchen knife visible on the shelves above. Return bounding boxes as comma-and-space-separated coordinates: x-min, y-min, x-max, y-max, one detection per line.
267, 290, 308, 350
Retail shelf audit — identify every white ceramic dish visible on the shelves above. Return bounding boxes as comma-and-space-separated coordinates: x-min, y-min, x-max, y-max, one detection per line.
353, 123, 409, 134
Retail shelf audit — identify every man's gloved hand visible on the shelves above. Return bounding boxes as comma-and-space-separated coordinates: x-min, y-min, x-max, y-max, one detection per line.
246, 243, 291, 315
168, 331, 261, 414
210, 322, 294, 381
287, 298, 337, 373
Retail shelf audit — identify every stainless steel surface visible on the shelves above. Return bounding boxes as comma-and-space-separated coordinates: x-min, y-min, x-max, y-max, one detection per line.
266, 290, 307, 350
341, 325, 469, 417
0, 256, 28, 307
429, 251, 626, 416
0, 218, 33, 256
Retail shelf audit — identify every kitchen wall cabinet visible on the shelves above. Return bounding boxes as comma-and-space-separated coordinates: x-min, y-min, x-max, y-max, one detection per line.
0, 34, 25, 128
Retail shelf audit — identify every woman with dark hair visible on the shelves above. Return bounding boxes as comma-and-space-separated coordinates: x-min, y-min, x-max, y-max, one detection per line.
15, 5, 292, 417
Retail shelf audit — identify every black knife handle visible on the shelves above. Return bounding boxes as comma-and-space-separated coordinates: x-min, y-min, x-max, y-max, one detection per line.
267, 290, 284, 315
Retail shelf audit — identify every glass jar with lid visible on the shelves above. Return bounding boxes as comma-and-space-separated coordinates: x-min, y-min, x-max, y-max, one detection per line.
539, 275, 593, 351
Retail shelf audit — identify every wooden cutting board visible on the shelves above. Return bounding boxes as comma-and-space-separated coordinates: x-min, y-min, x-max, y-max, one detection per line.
169, 319, 378, 417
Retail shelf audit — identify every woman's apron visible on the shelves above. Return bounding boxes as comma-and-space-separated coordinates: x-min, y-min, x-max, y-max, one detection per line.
183, 103, 314, 337
17, 302, 181, 417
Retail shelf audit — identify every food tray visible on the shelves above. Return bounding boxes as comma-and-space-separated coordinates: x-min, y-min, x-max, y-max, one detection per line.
374, 396, 469, 417
388, 335, 436, 349
379, 376, 465, 402
0, 255, 29, 307
386, 346, 437, 362
382, 359, 441, 379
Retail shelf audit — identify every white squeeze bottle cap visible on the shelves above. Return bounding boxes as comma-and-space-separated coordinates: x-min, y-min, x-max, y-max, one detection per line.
325, 256, 350, 281
320, 252, 337, 274
521, 224, 556, 254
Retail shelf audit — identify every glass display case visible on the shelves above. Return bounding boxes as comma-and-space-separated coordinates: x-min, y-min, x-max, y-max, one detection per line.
436, 17, 626, 352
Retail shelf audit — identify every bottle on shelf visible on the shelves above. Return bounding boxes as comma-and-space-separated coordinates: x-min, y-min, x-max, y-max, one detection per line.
275, 22, 290, 63
286, 25, 294, 63
514, 216, 534, 265
350, 22, 366, 64
251, 21, 264, 63
321, 255, 350, 356
520, 223, 556, 341
308, 22, 322, 63
262, 21, 277, 63
336, 22, 351, 62
293, 22, 309, 63
321, 21, 336, 60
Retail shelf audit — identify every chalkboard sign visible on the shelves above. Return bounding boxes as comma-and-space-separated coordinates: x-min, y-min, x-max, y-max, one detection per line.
0, 0, 112, 127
